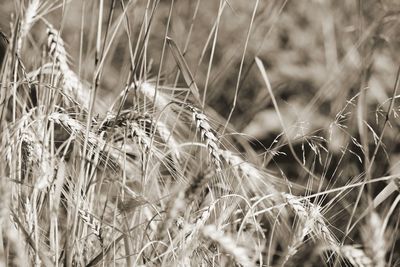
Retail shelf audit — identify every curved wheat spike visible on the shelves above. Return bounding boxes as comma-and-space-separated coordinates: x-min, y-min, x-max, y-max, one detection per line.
46, 24, 90, 108
10, 117, 54, 190
155, 119, 181, 161
340, 245, 373, 267
202, 224, 255, 267
282, 193, 338, 247
18, 0, 41, 52
220, 149, 277, 195
175, 203, 215, 265
361, 212, 386, 267
188, 105, 222, 171
78, 209, 103, 243
138, 81, 170, 110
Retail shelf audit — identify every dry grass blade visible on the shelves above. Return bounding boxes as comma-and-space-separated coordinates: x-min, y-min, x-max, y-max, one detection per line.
166, 37, 201, 106
255, 56, 319, 181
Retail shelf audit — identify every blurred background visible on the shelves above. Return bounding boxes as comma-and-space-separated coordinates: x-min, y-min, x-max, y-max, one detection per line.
2, 0, 400, 185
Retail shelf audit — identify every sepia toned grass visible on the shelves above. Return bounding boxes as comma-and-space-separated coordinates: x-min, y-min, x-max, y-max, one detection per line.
0, 0, 399, 266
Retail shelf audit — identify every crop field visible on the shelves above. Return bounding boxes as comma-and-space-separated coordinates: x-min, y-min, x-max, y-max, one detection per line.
0, 0, 399, 266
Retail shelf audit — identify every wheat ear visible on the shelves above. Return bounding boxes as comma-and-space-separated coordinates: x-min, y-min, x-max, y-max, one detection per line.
18, 0, 41, 52
202, 224, 254, 267
340, 245, 373, 267
46, 24, 90, 108
78, 209, 103, 243
188, 105, 222, 171
282, 193, 338, 246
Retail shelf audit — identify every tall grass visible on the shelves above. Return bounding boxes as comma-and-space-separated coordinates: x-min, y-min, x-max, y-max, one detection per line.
0, 0, 399, 266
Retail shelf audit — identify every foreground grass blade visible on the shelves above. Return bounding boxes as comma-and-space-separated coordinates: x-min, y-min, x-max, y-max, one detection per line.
166, 36, 201, 106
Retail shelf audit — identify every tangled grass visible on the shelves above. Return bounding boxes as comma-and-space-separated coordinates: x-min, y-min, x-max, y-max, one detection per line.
0, 0, 399, 266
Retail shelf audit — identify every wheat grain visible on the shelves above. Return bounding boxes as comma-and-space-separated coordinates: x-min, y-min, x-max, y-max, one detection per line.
78, 208, 103, 242
126, 120, 151, 151
188, 105, 222, 171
